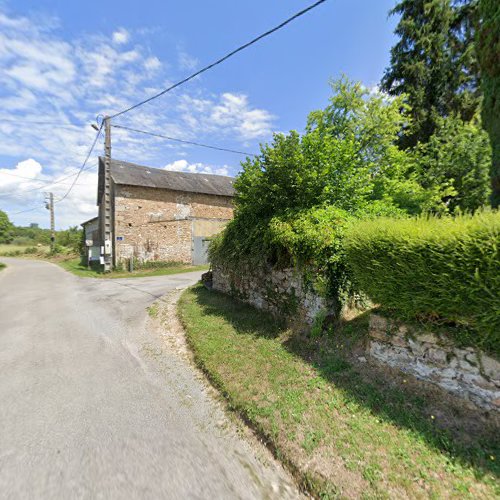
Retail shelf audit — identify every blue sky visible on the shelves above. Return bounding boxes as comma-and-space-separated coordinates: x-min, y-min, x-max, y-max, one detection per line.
0, 0, 397, 228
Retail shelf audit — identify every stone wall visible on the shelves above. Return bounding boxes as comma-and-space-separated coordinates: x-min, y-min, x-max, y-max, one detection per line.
113, 184, 233, 265
368, 314, 500, 411
212, 264, 337, 331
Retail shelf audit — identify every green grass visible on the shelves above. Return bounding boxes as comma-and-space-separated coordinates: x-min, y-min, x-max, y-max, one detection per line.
0, 262, 5, 271
178, 284, 499, 499
0, 244, 50, 256
58, 257, 208, 279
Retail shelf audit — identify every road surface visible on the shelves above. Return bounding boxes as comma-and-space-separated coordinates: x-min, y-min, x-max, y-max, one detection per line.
0, 258, 299, 499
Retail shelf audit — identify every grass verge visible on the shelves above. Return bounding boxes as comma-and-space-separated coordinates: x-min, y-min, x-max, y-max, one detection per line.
58, 257, 208, 279
178, 284, 499, 499
0, 244, 50, 256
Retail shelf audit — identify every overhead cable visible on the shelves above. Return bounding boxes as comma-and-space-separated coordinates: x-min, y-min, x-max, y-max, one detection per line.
112, 124, 257, 157
56, 124, 103, 203
110, 0, 328, 119
11, 205, 45, 215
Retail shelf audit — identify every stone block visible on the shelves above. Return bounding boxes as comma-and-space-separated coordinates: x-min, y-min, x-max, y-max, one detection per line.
388, 335, 410, 349
458, 358, 480, 375
481, 354, 500, 381
426, 348, 448, 366
369, 314, 388, 332
436, 367, 460, 380
438, 377, 462, 394
397, 324, 408, 336
370, 329, 390, 342
414, 332, 439, 345
408, 338, 427, 357
413, 361, 434, 378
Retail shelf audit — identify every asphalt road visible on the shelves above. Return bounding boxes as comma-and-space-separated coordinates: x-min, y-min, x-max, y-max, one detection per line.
0, 258, 299, 499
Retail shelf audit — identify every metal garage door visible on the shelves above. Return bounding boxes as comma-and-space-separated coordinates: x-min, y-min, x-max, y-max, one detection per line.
192, 236, 211, 265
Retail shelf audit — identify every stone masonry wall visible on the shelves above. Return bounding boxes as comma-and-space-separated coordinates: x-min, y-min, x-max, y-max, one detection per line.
113, 184, 233, 265
368, 314, 500, 412
212, 264, 337, 331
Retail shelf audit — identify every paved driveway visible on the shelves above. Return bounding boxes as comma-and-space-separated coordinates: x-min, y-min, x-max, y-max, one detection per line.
0, 258, 298, 499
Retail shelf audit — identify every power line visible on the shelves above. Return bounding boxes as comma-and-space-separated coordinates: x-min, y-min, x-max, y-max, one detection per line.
0, 118, 87, 127
9, 192, 46, 215
11, 205, 45, 215
0, 162, 99, 198
0, 171, 48, 182
7, 1, 329, 217
3, 128, 101, 206
112, 124, 257, 157
110, 0, 328, 119
56, 124, 103, 203
0, 170, 95, 184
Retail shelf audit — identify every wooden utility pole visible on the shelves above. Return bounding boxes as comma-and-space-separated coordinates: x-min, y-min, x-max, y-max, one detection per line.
103, 116, 113, 272
45, 192, 55, 252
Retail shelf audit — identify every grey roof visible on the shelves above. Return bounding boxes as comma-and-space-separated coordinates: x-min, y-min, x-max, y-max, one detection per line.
81, 216, 98, 227
98, 157, 234, 203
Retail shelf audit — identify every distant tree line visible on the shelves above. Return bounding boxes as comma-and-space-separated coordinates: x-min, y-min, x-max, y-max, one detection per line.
0, 209, 83, 253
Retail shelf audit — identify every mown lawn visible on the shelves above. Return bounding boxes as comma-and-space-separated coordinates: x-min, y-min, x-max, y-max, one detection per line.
59, 257, 208, 279
178, 284, 499, 499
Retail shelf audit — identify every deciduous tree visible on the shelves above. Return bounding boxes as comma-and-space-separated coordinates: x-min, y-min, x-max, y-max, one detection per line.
0, 210, 13, 244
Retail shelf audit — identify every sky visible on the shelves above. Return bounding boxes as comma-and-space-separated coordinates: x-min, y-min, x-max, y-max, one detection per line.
0, 0, 397, 229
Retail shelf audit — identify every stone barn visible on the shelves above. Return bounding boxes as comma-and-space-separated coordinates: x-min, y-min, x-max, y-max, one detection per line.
97, 158, 234, 267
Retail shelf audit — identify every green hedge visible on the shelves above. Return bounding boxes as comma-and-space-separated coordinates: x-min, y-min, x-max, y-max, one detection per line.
344, 211, 500, 355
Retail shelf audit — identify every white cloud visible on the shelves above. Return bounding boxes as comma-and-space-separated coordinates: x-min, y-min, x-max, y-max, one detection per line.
178, 51, 198, 71
112, 28, 129, 45
164, 159, 229, 176
0, 158, 43, 189
144, 56, 161, 71
0, 10, 274, 227
178, 92, 274, 141
0, 88, 37, 111
0, 158, 100, 228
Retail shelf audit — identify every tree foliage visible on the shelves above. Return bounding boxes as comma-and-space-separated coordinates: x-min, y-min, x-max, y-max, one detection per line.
211, 78, 431, 299
414, 114, 492, 212
0, 210, 13, 244
234, 78, 428, 225
477, 0, 500, 206
381, 0, 480, 148
211, 76, 493, 312
57, 226, 84, 254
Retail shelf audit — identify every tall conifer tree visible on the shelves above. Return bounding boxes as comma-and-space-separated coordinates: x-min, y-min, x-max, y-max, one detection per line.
381, 0, 480, 148
477, 0, 500, 206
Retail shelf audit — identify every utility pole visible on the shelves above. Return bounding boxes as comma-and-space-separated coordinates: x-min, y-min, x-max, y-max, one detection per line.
103, 116, 113, 272
44, 192, 55, 252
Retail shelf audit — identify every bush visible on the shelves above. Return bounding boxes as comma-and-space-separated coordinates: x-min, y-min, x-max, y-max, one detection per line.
3, 249, 22, 256
11, 236, 33, 246
344, 211, 500, 355
0, 210, 13, 244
